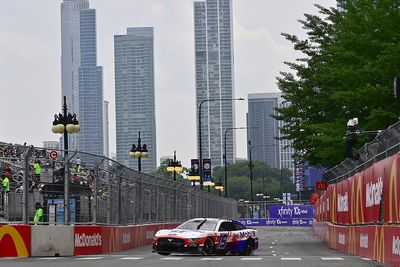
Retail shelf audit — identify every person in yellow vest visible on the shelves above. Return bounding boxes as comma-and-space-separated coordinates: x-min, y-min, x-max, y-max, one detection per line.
2, 174, 10, 193
34, 202, 44, 224
33, 160, 41, 185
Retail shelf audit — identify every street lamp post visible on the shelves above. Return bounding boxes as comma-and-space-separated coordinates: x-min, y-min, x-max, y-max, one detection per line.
198, 98, 244, 190
223, 126, 256, 197
249, 144, 255, 201
167, 151, 183, 181
128, 132, 149, 172
52, 95, 80, 225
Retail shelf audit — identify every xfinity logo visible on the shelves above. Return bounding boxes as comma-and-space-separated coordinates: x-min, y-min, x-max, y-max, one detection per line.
337, 193, 348, 212
366, 177, 383, 208
338, 233, 346, 245
393, 236, 400, 255
360, 234, 368, 248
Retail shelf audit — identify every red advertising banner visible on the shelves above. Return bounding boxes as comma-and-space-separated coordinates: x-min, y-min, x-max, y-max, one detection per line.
74, 223, 180, 256
384, 154, 400, 223
0, 225, 31, 257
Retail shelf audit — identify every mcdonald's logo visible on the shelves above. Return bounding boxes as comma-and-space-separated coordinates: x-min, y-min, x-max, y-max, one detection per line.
108, 227, 120, 253
389, 157, 399, 223
348, 227, 356, 255
350, 175, 364, 224
373, 226, 385, 262
0, 225, 30, 257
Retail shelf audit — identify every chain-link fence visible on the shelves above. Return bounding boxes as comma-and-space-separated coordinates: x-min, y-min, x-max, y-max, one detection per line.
0, 143, 237, 225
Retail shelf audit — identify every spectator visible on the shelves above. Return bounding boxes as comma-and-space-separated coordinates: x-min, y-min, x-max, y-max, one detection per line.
76, 157, 82, 173
34, 202, 44, 224
2, 174, 10, 193
34, 160, 41, 183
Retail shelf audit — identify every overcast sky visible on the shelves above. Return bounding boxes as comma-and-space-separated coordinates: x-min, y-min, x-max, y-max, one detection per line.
0, 0, 337, 166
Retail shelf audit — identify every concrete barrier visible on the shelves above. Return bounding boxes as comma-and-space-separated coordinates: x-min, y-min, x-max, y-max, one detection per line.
31, 225, 74, 257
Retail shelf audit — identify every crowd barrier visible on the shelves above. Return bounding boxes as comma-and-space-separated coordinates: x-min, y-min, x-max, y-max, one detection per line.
0, 222, 179, 257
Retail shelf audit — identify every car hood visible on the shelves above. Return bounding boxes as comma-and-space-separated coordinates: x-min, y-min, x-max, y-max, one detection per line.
155, 229, 210, 239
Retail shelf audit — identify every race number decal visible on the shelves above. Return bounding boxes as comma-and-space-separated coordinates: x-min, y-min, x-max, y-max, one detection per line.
218, 234, 229, 249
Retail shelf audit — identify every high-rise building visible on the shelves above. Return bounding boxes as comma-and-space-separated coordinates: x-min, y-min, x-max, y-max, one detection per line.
103, 100, 109, 158
194, 0, 236, 167
114, 27, 157, 172
61, 0, 105, 157
247, 93, 294, 173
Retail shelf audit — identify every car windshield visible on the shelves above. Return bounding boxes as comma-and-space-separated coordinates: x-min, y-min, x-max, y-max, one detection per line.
176, 219, 218, 231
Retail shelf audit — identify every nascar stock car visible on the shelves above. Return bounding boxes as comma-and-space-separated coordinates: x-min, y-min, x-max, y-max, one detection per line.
153, 218, 258, 256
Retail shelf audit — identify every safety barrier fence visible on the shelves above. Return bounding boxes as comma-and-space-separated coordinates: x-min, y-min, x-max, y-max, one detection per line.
0, 143, 237, 225
0, 222, 180, 257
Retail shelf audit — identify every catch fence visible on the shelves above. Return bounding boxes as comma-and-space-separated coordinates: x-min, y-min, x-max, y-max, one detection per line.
0, 143, 237, 225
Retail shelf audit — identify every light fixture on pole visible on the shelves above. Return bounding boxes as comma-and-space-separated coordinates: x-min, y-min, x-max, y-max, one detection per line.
167, 150, 183, 181
51, 95, 80, 225
198, 98, 244, 190
128, 132, 149, 172
214, 182, 224, 196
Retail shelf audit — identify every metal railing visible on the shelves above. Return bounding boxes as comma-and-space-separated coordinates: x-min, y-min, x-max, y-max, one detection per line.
0, 143, 237, 225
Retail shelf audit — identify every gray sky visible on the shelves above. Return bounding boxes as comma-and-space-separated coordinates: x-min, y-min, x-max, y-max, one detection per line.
0, 0, 336, 167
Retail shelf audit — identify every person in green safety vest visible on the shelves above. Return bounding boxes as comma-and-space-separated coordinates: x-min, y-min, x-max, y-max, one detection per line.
2, 175, 10, 193
33, 160, 41, 184
34, 202, 44, 224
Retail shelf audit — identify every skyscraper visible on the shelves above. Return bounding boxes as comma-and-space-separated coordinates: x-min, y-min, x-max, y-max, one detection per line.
61, 0, 105, 157
247, 93, 294, 173
114, 27, 157, 172
194, 0, 236, 167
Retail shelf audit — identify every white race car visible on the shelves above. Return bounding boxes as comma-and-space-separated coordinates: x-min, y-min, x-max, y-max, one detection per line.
153, 218, 258, 256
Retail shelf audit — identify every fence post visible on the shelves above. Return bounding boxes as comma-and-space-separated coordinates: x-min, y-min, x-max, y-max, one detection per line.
117, 175, 121, 224
107, 173, 111, 225
93, 158, 105, 224
23, 146, 34, 224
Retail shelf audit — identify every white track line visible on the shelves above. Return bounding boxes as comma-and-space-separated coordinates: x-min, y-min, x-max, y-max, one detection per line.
160, 257, 183, 260
321, 257, 344, 261
281, 257, 302, 261
76, 257, 103, 260
119, 257, 143, 260
240, 257, 263, 261
201, 258, 223, 261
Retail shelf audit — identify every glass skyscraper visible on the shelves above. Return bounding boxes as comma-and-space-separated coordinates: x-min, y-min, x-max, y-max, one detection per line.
114, 27, 157, 172
194, 0, 236, 167
61, 0, 105, 158
247, 93, 294, 173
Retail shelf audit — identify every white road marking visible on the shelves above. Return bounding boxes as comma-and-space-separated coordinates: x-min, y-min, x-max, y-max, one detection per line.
362, 257, 372, 261
201, 258, 223, 261
271, 251, 275, 253
38, 258, 63, 260
321, 257, 344, 261
120, 257, 143, 260
281, 257, 302, 261
240, 257, 263, 261
269, 246, 273, 249
76, 257, 103, 260
273, 254, 277, 256
160, 257, 183, 260
272, 242, 275, 245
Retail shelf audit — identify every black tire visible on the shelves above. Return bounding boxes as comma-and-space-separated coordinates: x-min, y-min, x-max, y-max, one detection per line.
202, 238, 214, 255
157, 252, 171, 256
242, 239, 254, 256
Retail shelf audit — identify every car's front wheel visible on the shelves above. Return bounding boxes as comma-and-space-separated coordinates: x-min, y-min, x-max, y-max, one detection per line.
242, 239, 254, 256
202, 238, 214, 255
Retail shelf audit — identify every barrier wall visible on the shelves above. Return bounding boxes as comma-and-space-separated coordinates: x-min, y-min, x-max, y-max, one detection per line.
0, 223, 179, 257
314, 222, 400, 267
315, 153, 400, 225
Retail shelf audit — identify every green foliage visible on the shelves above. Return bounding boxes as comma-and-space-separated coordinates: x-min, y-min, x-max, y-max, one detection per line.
276, 0, 400, 168
213, 161, 295, 201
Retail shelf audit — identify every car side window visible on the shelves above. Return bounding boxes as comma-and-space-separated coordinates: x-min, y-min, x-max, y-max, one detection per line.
233, 221, 245, 231
218, 222, 235, 231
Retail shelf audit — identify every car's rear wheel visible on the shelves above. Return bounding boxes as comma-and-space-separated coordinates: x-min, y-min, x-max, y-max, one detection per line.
202, 238, 214, 255
242, 239, 254, 256
157, 252, 171, 256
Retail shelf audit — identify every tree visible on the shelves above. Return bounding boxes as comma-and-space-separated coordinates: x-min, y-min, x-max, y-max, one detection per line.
275, 0, 400, 168
213, 161, 295, 200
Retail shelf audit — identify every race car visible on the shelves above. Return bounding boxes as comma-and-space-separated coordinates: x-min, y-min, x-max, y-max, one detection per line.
152, 218, 258, 256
